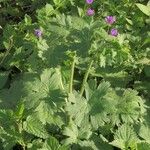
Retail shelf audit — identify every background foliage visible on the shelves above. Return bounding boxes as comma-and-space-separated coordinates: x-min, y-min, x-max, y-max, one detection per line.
0, 0, 150, 150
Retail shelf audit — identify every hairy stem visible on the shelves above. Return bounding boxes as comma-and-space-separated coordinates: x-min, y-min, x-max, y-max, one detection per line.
80, 60, 93, 96
69, 56, 76, 93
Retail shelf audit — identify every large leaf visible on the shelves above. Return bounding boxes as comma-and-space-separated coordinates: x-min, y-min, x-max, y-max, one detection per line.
66, 91, 89, 126
88, 81, 116, 129
116, 89, 147, 124
43, 136, 69, 150
40, 68, 64, 91
93, 67, 132, 88
0, 110, 23, 150
0, 80, 25, 109
0, 68, 66, 110
62, 120, 92, 146
71, 134, 113, 150
136, 3, 150, 16
139, 124, 150, 143
110, 124, 139, 150
23, 115, 49, 139
34, 100, 65, 127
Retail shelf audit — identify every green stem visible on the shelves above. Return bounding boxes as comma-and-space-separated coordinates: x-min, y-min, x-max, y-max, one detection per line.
80, 60, 93, 96
107, 25, 110, 33
69, 56, 76, 93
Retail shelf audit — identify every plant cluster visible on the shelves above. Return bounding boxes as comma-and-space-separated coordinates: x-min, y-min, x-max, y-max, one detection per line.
0, 0, 150, 150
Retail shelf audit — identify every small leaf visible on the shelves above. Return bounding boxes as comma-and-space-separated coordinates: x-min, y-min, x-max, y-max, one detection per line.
117, 89, 146, 124
44, 136, 60, 150
45, 4, 54, 16
126, 18, 133, 25
24, 14, 32, 25
14, 102, 25, 119
53, 0, 61, 6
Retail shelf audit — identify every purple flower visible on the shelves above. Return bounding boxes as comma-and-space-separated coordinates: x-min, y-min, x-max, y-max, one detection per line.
110, 29, 118, 37
86, 0, 94, 4
105, 16, 116, 25
34, 29, 42, 37
86, 8, 95, 16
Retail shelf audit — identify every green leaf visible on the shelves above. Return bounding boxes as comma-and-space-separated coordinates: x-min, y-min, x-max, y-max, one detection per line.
126, 18, 133, 25
66, 91, 89, 126
88, 81, 113, 129
117, 89, 147, 124
53, 0, 63, 6
27, 139, 44, 150
78, 117, 92, 140
85, 79, 97, 101
24, 14, 32, 25
44, 136, 60, 150
137, 142, 150, 150
93, 67, 132, 88
89, 134, 113, 150
78, 140, 99, 150
63, 121, 78, 145
136, 3, 150, 16
90, 81, 111, 104
144, 65, 150, 77
0, 72, 9, 89
77, 7, 84, 17
62, 120, 92, 145
48, 25, 70, 37
44, 136, 69, 150
0, 109, 14, 131
110, 124, 139, 150
139, 124, 150, 143
34, 100, 65, 127
40, 68, 64, 91
22, 68, 65, 109
0, 110, 23, 150
134, 81, 150, 95
23, 115, 49, 139
0, 80, 24, 109
14, 102, 25, 120
38, 4, 54, 17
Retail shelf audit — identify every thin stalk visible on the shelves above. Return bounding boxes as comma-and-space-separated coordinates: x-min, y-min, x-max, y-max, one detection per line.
80, 60, 93, 96
107, 25, 110, 34
69, 56, 76, 93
